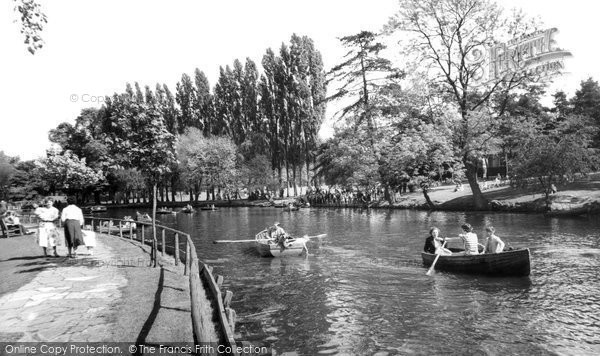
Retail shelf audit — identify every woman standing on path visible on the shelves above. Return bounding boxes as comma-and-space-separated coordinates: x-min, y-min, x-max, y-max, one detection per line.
61, 197, 84, 258
35, 199, 60, 257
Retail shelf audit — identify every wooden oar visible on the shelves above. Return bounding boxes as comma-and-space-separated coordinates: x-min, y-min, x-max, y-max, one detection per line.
213, 239, 264, 244
301, 234, 327, 239
213, 233, 326, 244
426, 240, 448, 276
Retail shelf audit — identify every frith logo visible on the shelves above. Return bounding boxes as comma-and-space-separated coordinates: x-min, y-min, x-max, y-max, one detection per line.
488, 28, 572, 79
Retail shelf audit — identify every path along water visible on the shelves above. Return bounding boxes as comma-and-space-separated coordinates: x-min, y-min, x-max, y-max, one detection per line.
0, 232, 192, 344
106, 207, 600, 355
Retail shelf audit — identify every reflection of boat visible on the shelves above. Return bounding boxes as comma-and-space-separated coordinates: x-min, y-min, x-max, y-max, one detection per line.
284, 205, 299, 211
255, 229, 309, 257
200, 206, 219, 211
181, 206, 195, 213
136, 211, 153, 222
421, 248, 531, 276
156, 208, 176, 215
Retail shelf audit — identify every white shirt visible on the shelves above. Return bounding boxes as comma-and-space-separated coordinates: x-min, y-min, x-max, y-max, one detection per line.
61, 205, 84, 225
36, 206, 59, 222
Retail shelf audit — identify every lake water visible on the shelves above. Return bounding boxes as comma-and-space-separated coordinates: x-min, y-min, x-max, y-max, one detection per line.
108, 207, 600, 355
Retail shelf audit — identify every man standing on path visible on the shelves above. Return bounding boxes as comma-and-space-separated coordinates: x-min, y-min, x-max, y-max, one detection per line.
61, 197, 84, 258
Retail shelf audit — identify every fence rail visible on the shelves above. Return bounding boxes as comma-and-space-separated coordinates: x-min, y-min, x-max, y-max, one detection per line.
82, 216, 239, 355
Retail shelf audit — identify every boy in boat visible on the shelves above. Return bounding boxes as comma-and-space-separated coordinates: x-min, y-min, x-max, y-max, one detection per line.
482, 226, 505, 253
443, 223, 479, 255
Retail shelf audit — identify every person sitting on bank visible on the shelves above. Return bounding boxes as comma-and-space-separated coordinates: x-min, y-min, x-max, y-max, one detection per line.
444, 223, 479, 255
4, 211, 33, 234
424, 227, 451, 255
482, 226, 505, 254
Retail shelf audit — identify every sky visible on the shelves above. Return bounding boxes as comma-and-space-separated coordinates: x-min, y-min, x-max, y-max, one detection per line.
1, 0, 599, 161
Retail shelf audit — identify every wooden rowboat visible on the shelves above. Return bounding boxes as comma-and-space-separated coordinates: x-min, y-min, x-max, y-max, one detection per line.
421, 248, 531, 276
156, 208, 176, 215
97, 221, 136, 234
255, 229, 309, 257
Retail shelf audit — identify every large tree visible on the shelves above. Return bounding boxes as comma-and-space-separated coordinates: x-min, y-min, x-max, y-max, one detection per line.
571, 78, 600, 148
326, 30, 403, 200
512, 115, 599, 209
104, 90, 177, 266
35, 150, 105, 201
386, 0, 543, 209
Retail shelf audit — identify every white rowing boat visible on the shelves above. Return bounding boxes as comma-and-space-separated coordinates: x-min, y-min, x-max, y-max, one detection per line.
254, 229, 309, 257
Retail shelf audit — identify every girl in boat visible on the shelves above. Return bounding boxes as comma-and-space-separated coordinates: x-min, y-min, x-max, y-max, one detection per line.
443, 223, 479, 255
424, 227, 451, 255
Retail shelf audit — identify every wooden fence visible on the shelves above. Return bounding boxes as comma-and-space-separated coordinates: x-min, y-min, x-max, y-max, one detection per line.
22, 213, 239, 355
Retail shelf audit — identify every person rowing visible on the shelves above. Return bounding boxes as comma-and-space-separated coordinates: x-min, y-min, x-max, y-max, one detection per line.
424, 227, 451, 255
266, 222, 309, 254
443, 223, 479, 255
268, 222, 289, 251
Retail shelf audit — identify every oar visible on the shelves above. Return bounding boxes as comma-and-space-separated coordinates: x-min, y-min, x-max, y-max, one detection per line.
213, 239, 264, 244
426, 240, 447, 276
302, 233, 327, 239
214, 233, 326, 244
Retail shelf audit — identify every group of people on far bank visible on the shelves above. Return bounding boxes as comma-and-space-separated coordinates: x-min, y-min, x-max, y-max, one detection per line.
424, 223, 505, 256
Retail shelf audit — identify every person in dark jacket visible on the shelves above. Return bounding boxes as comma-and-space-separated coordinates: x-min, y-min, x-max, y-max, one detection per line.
424, 227, 450, 255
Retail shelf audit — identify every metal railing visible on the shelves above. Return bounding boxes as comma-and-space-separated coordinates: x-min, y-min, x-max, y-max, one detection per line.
84, 216, 239, 355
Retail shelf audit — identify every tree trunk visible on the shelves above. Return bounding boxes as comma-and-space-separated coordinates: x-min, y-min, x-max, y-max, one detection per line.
292, 164, 298, 197
152, 183, 158, 268
465, 161, 488, 210
504, 150, 509, 178
278, 166, 284, 198
306, 159, 311, 192
285, 163, 290, 197
171, 177, 177, 202
423, 189, 435, 210
384, 185, 394, 204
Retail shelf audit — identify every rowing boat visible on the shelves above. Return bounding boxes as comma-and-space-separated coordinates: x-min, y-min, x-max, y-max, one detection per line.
255, 229, 309, 257
97, 221, 136, 233
156, 208, 176, 215
421, 248, 531, 276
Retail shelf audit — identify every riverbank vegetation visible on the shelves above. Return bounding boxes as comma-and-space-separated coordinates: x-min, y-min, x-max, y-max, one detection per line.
1, 0, 599, 212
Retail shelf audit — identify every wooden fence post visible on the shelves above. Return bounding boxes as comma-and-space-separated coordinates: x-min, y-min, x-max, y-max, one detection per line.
119, 221, 123, 238
162, 229, 166, 257
184, 238, 189, 276
141, 225, 145, 245
174, 233, 180, 266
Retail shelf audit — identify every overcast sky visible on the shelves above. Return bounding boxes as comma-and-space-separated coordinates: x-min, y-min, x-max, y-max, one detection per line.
1, 0, 598, 160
